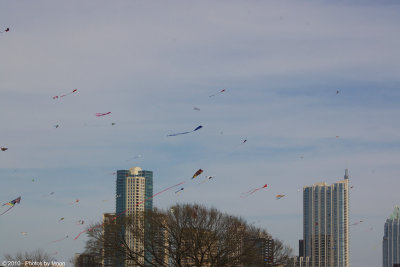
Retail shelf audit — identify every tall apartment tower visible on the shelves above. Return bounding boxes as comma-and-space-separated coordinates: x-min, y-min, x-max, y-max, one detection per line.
116, 167, 153, 215
102, 213, 117, 267
116, 167, 153, 267
383, 206, 400, 267
302, 169, 349, 267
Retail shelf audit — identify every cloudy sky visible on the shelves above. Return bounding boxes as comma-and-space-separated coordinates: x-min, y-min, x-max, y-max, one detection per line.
1, 0, 400, 266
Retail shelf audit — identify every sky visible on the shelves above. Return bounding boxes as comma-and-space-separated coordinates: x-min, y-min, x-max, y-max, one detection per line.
1, 0, 400, 266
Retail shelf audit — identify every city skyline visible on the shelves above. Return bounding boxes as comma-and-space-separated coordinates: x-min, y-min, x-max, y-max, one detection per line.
1, 1, 400, 266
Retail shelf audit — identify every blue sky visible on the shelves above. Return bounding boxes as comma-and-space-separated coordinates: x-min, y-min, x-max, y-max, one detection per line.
1, 1, 400, 266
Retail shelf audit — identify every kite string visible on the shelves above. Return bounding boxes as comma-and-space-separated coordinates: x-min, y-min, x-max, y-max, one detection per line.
73, 181, 186, 240
0, 206, 13, 216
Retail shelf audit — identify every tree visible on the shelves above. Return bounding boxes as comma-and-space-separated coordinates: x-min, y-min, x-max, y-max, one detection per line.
84, 204, 293, 267
3, 249, 57, 266
273, 239, 293, 266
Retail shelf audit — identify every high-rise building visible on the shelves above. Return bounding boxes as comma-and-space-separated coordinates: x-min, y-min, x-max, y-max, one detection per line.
247, 237, 274, 267
299, 240, 304, 257
383, 206, 400, 267
102, 213, 119, 267
116, 167, 153, 216
116, 167, 153, 267
302, 169, 349, 267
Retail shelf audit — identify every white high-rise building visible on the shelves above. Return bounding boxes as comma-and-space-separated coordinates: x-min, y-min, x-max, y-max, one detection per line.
302, 169, 349, 267
383, 206, 400, 267
116, 167, 153, 267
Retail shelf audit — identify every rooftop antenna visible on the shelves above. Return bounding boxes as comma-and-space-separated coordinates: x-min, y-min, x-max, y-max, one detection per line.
344, 169, 349, 180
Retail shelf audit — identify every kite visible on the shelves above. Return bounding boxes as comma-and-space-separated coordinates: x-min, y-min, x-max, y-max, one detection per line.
240, 184, 268, 199
1, 147, 8, 151
74, 181, 185, 240
199, 175, 214, 184
192, 169, 203, 179
0, 197, 21, 216
111, 122, 116, 125
126, 154, 142, 162
362, 226, 373, 232
335, 136, 339, 138
21, 232, 28, 236
0, 27, 9, 33
53, 89, 77, 99
336, 90, 340, 94
350, 220, 363, 226
276, 194, 285, 200
193, 107, 200, 111
96, 112, 111, 117
242, 139, 247, 144
59, 217, 65, 222
32, 179, 35, 182
350, 185, 354, 189
175, 188, 184, 195
54, 125, 59, 129
42, 192, 54, 197
51, 235, 68, 243
75, 220, 85, 225
167, 125, 203, 137
69, 199, 79, 205
209, 89, 226, 97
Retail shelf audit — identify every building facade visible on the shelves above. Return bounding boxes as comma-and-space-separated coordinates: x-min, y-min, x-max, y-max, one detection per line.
248, 237, 274, 267
383, 206, 400, 267
302, 169, 349, 267
116, 167, 153, 267
291, 256, 312, 267
102, 213, 118, 267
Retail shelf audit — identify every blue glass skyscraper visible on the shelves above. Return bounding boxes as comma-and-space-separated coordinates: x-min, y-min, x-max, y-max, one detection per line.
303, 169, 349, 267
115, 167, 153, 267
383, 206, 400, 267
116, 167, 153, 215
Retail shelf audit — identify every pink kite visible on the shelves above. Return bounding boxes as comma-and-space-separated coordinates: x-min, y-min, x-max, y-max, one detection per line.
96, 112, 111, 117
69, 199, 79, 205
53, 89, 77, 99
240, 184, 268, 199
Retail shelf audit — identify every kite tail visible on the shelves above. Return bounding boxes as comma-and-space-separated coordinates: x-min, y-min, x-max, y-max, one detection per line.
0, 206, 14, 216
